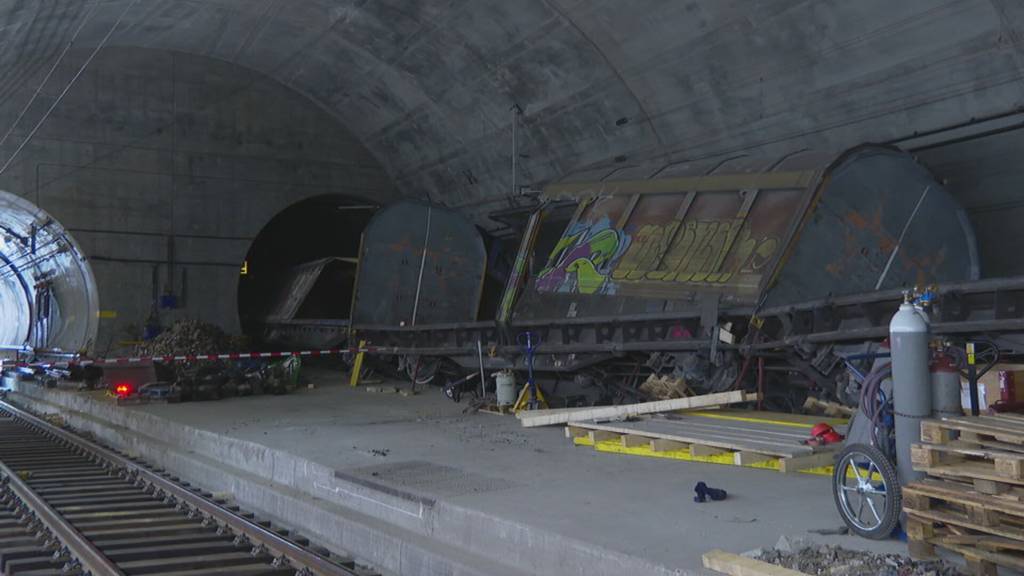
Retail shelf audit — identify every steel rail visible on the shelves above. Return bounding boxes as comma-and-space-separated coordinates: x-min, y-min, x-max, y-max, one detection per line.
0, 399, 358, 576
0, 451, 124, 575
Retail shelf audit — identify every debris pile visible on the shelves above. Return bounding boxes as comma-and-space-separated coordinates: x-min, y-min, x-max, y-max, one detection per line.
638, 373, 692, 400
136, 320, 242, 357
755, 539, 960, 576
129, 320, 295, 403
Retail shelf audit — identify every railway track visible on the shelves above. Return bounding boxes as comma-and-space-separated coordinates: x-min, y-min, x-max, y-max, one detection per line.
0, 400, 374, 576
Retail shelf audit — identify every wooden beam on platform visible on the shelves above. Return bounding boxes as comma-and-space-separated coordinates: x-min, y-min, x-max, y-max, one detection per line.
703, 549, 807, 575
518, 391, 757, 428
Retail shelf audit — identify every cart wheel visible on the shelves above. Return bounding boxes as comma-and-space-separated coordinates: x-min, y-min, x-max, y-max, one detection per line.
832, 443, 901, 539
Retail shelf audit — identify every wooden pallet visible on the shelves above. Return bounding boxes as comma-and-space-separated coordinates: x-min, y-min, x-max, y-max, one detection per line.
912, 442, 1024, 483
915, 415, 1024, 495
906, 520, 1024, 575
907, 415, 1024, 574
921, 416, 1024, 448
904, 479, 1024, 541
565, 411, 839, 475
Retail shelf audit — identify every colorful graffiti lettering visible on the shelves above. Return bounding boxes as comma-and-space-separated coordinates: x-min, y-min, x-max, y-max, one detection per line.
535, 219, 630, 295
613, 219, 779, 285
537, 216, 780, 296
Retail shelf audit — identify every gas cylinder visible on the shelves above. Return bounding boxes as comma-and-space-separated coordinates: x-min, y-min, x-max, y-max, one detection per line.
931, 351, 962, 419
494, 371, 517, 407
889, 301, 931, 486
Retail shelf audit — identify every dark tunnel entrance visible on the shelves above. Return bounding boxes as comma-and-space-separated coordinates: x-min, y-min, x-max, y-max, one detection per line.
237, 195, 376, 347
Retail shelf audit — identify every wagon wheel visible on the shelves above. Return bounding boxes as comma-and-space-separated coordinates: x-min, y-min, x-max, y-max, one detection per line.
832, 443, 901, 539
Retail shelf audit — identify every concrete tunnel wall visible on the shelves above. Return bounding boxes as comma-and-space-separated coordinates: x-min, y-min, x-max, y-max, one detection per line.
4, 1, 1024, 226
3, 1, 1024, 351
0, 46, 397, 353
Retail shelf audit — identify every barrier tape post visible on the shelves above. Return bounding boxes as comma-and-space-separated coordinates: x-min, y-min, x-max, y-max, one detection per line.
349, 340, 367, 387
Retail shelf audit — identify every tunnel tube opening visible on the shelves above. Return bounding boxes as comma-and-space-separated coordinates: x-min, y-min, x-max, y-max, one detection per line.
237, 195, 376, 346
0, 191, 99, 355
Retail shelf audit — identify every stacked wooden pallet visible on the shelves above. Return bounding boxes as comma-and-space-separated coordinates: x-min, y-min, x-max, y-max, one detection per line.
904, 414, 1024, 575
565, 410, 842, 475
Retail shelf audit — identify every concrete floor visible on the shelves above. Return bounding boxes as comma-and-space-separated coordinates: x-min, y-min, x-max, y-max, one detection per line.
110, 366, 907, 574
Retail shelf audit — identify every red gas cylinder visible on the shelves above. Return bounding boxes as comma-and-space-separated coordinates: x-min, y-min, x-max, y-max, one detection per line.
930, 351, 962, 418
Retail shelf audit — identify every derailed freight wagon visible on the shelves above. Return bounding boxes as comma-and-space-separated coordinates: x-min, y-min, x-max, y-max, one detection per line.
349, 144, 979, 402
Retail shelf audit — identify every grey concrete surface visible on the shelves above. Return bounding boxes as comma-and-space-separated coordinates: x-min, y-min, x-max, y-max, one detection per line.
4, 0, 1024, 232
0, 45, 396, 350
4, 1, 1024, 351
7, 368, 909, 575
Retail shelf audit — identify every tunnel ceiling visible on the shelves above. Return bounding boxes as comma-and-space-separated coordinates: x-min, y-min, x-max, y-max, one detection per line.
3, 0, 1024, 228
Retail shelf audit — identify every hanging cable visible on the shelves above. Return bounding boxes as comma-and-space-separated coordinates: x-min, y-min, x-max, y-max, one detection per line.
0, 0, 141, 177
0, 2, 101, 152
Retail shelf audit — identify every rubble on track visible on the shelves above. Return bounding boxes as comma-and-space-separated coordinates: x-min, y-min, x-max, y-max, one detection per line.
754, 538, 961, 576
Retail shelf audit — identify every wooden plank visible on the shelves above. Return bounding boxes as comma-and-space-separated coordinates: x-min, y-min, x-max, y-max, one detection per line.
904, 480, 1024, 519
588, 430, 618, 443
974, 478, 1012, 495
562, 419, 810, 458
620, 434, 648, 448
518, 391, 757, 428
957, 432, 1024, 455
914, 441, 1024, 479
702, 549, 807, 575
921, 421, 956, 445
917, 461, 1024, 488
926, 418, 1024, 445
691, 444, 729, 457
906, 507, 1024, 543
905, 518, 934, 541
779, 451, 837, 474
691, 409, 848, 428
565, 426, 588, 439
974, 415, 1024, 433
802, 396, 855, 418
650, 417, 814, 442
907, 539, 937, 561
933, 540, 1024, 572
734, 452, 772, 466
650, 438, 689, 452
975, 538, 1024, 553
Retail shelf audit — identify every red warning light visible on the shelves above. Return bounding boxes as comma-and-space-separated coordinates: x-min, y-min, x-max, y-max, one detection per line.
114, 383, 133, 398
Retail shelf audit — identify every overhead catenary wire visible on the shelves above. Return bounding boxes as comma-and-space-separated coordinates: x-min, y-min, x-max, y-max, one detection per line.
0, 0, 141, 177
0, 3, 101, 153
29, 4, 360, 204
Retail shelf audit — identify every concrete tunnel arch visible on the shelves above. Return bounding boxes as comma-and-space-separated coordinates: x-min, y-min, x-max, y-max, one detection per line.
0, 191, 99, 353
237, 194, 379, 342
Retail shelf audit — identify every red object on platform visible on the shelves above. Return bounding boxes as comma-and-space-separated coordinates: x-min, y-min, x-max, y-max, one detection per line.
808, 422, 844, 445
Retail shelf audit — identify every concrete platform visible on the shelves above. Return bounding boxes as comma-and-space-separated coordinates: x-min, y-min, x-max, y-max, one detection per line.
5, 368, 907, 576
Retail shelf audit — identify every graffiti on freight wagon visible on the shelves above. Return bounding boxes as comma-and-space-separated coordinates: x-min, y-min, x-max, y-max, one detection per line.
535, 218, 630, 295
536, 216, 781, 296
612, 219, 780, 284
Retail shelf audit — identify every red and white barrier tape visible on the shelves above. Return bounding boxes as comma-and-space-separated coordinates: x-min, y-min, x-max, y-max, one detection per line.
9, 345, 397, 369
81, 348, 350, 366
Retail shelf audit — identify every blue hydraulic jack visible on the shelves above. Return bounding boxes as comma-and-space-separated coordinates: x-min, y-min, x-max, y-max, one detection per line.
513, 331, 548, 412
